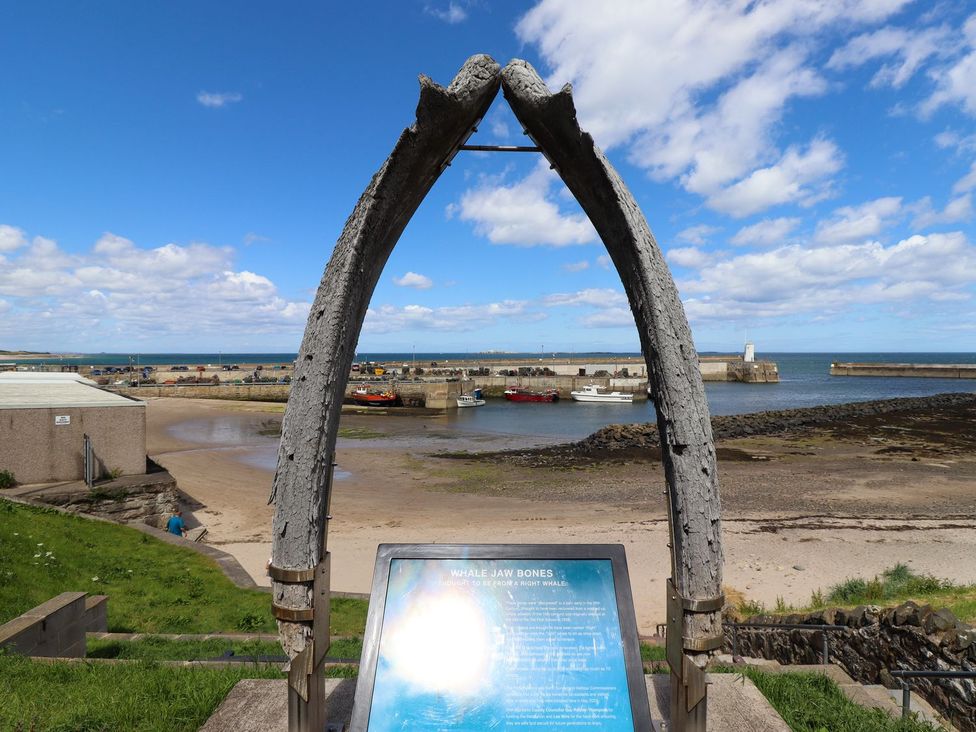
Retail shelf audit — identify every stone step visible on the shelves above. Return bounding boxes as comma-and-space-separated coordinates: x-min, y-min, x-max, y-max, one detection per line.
838, 683, 901, 717
885, 687, 954, 729
647, 674, 791, 731
713, 652, 782, 668
203, 674, 792, 731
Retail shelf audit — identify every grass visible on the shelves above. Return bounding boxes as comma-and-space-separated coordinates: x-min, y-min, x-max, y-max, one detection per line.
0, 499, 368, 636
338, 426, 385, 439
640, 642, 666, 662
0, 652, 284, 732
740, 668, 942, 732
735, 563, 976, 625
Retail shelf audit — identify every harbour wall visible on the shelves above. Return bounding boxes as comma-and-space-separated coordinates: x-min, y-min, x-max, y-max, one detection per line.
108, 360, 775, 408
700, 357, 779, 383
471, 376, 649, 400
831, 362, 976, 379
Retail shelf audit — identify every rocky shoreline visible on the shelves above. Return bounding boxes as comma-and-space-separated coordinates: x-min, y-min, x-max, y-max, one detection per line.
454, 391, 976, 467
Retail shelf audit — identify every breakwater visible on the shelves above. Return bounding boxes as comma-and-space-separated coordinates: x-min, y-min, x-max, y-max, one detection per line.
832, 362, 976, 379
467, 392, 976, 466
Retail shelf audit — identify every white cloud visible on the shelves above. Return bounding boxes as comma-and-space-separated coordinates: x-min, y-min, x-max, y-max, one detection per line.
196, 91, 243, 108
921, 14, 976, 117
363, 300, 536, 334
667, 247, 710, 269
543, 288, 628, 309
542, 288, 636, 328
393, 271, 434, 289
827, 24, 957, 88
680, 231, 976, 321
730, 217, 800, 246
491, 119, 510, 139
454, 163, 597, 247
675, 225, 719, 245
581, 307, 635, 328
562, 260, 590, 272
595, 254, 612, 270
426, 2, 467, 23
954, 161, 976, 194
0, 227, 309, 342
911, 194, 973, 228
632, 46, 828, 196
515, 1, 909, 211
814, 196, 902, 245
0, 225, 26, 252
707, 138, 844, 217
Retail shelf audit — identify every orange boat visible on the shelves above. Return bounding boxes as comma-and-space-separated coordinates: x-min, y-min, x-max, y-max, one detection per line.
352, 385, 398, 407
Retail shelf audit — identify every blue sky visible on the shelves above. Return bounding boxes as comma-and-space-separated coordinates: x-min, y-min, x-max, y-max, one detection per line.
2, 1, 975, 354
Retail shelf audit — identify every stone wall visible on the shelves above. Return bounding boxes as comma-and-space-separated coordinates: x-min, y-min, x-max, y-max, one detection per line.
728, 601, 976, 730
0, 592, 108, 658
26, 469, 180, 528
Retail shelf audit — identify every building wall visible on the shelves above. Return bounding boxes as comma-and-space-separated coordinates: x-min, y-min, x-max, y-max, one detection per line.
0, 405, 146, 484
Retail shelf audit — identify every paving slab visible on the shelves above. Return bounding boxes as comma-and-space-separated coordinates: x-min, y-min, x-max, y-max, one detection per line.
200, 678, 355, 732
647, 674, 791, 731
203, 674, 789, 731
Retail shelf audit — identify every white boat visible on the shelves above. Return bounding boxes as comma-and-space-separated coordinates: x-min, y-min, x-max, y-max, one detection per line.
570, 384, 634, 403
456, 394, 486, 408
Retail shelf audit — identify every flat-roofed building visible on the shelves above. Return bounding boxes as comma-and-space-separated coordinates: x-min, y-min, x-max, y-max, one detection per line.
0, 372, 146, 485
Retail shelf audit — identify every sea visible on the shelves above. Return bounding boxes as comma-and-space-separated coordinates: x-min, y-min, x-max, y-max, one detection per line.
11, 351, 976, 444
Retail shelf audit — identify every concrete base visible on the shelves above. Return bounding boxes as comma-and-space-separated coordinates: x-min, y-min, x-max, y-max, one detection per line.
202, 674, 789, 732
647, 674, 791, 731
200, 678, 356, 732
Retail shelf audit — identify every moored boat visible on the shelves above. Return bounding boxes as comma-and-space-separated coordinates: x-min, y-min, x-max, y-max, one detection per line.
456, 394, 486, 408
457, 387, 485, 408
503, 386, 559, 403
351, 385, 398, 407
570, 384, 634, 403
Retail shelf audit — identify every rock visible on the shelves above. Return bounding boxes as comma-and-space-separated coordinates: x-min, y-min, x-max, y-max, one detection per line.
792, 564, 805, 571
923, 608, 957, 634
893, 601, 923, 627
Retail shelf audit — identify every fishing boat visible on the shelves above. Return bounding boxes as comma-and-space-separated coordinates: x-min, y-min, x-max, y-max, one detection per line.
503, 386, 559, 403
351, 385, 398, 407
457, 388, 485, 408
570, 384, 634, 403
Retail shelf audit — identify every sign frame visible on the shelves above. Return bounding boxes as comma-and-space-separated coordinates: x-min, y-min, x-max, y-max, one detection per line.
348, 543, 651, 731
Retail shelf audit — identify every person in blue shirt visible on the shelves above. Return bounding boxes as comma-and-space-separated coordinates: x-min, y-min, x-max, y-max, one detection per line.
166, 510, 186, 537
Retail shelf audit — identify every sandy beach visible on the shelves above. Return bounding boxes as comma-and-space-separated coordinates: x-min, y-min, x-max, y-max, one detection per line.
146, 396, 976, 634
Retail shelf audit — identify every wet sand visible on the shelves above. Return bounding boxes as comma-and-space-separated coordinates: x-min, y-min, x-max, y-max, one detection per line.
145, 397, 976, 633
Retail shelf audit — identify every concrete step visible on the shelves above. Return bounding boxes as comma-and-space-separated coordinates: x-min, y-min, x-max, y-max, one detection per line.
647, 674, 791, 731
203, 674, 792, 732
713, 653, 782, 668
885, 687, 954, 729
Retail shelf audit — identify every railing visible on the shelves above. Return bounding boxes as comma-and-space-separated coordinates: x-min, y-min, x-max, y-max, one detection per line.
890, 669, 976, 720
726, 622, 848, 665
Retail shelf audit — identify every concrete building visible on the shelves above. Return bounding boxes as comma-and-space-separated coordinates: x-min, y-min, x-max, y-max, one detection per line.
0, 372, 146, 485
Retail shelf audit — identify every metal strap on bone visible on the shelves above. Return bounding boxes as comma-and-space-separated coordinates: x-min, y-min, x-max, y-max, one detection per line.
268, 564, 317, 583
680, 592, 725, 613
271, 603, 315, 622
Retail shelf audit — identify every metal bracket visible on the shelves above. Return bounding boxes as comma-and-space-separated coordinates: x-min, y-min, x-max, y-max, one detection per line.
667, 577, 716, 724
272, 604, 315, 622
269, 565, 317, 583
681, 593, 725, 613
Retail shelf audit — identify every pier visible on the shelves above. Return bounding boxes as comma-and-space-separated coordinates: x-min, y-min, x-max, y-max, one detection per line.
830, 362, 976, 379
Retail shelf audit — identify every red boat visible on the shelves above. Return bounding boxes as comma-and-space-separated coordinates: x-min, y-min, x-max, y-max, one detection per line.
503, 386, 559, 403
351, 385, 398, 407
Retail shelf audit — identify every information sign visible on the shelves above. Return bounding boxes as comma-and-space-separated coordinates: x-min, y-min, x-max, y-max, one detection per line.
54, 415, 70, 425
349, 544, 650, 731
